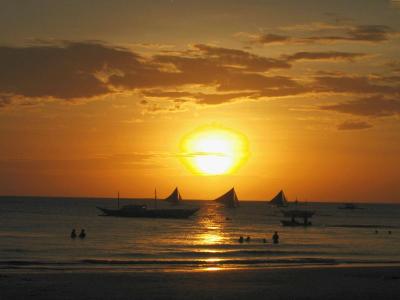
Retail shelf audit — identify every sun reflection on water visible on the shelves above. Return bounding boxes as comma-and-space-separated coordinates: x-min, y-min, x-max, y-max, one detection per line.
194, 206, 226, 245
191, 205, 229, 270
204, 258, 222, 263
202, 266, 223, 272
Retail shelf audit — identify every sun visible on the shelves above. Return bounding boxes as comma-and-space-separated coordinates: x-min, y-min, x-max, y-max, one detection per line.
180, 125, 249, 175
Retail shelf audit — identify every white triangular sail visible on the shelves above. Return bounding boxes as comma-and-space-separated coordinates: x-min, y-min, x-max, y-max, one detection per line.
269, 190, 288, 207
164, 187, 182, 204
214, 187, 239, 208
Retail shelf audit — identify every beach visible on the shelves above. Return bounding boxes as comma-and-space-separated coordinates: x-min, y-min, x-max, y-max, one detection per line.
1, 266, 400, 300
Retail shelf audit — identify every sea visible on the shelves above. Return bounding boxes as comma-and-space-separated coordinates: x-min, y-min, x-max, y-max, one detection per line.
1, 196, 400, 272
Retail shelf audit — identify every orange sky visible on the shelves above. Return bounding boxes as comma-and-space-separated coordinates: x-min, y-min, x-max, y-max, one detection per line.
0, 1, 399, 202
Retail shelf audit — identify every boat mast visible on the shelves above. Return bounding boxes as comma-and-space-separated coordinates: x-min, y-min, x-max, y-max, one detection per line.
117, 191, 120, 208
154, 188, 157, 209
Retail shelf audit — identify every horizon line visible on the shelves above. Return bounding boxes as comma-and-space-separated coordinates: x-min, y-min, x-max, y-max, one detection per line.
0, 194, 399, 205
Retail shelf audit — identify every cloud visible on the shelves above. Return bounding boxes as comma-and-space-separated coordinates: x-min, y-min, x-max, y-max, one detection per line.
253, 33, 292, 44
0, 153, 160, 172
337, 120, 373, 130
285, 51, 367, 62
0, 41, 394, 110
0, 42, 142, 100
173, 44, 291, 72
313, 75, 400, 95
142, 89, 254, 105
194, 92, 253, 105
247, 24, 397, 45
306, 25, 395, 43
320, 96, 400, 117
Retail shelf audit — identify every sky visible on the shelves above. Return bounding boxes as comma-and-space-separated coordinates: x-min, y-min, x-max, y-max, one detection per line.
0, 0, 399, 202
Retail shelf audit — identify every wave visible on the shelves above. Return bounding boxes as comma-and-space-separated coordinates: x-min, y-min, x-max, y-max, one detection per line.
124, 249, 331, 258
3, 258, 400, 270
0, 258, 336, 267
1, 248, 30, 253
329, 224, 397, 229
82, 258, 338, 266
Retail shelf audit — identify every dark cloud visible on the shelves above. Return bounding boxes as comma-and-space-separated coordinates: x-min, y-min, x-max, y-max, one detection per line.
306, 25, 394, 43
313, 76, 400, 95
216, 73, 301, 92
142, 89, 254, 105
285, 51, 366, 62
254, 33, 291, 44
320, 96, 400, 117
0, 41, 395, 109
337, 120, 373, 130
186, 44, 291, 71
142, 90, 193, 99
250, 24, 397, 45
194, 92, 253, 105
0, 42, 143, 100
0, 153, 159, 172
0, 41, 311, 107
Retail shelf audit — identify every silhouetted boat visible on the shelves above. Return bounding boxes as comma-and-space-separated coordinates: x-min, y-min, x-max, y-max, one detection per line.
338, 203, 363, 210
214, 187, 239, 208
269, 190, 288, 207
96, 205, 199, 219
280, 209, 315, 226
96, 188, 199, 219
164, 187, 182, 205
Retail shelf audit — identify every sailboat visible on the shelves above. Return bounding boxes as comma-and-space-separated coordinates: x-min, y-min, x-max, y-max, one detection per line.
164, 187, 182, 205
96, 189, 199, 219
269, 190, 288, 207
214, 187, 239, 208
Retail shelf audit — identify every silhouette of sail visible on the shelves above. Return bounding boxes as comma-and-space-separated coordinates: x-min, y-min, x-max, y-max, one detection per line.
164, 187, 182, 204
214, 188, 239, 208
269, 190, 288, 207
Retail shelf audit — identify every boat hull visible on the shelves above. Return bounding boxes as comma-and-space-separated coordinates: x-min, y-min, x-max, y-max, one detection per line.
281, 220, 312, 227
97, 207, 199, 219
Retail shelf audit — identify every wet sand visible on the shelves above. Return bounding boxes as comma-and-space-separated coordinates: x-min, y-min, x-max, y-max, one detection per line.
1, 266, 400, 300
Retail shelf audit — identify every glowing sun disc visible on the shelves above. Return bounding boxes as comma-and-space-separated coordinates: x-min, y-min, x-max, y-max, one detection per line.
180, 125, 249, 175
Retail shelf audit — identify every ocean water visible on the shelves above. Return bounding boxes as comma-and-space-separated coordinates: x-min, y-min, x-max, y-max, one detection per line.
1, 196, 400, 272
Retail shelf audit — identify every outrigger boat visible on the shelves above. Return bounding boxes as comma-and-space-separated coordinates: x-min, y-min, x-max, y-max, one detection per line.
338, 203, 363, 210
280, 209, 315, 226
97, 205, 199, 219
97, 188, 199, 219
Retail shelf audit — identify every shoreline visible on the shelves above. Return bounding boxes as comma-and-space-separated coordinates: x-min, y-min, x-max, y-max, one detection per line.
1, 265, 400, 299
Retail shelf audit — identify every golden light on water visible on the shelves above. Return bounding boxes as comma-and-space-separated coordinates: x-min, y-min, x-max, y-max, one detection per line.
198, 232, 224, 244
180, 125, 250, 175
202, 267, 223, 271
194, 206, 226, 245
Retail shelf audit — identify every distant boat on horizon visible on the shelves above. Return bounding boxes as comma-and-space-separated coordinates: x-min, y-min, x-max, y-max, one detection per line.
214, 187, 239, 208
338, 203, 363, 210
269, 190, 289, 207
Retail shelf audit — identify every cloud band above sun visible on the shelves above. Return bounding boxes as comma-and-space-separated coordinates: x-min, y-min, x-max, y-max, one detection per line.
0, 43, 398, 114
